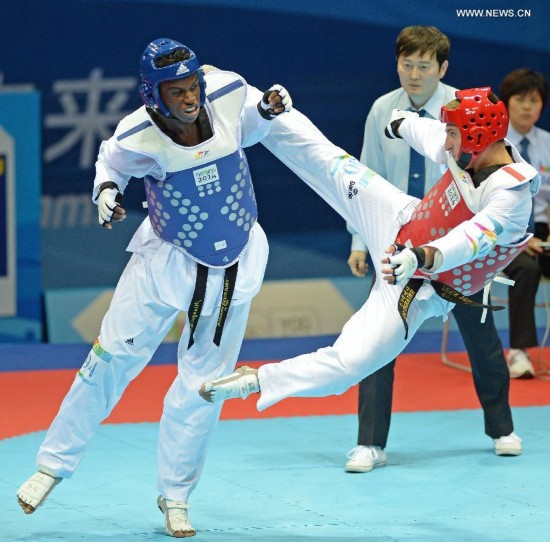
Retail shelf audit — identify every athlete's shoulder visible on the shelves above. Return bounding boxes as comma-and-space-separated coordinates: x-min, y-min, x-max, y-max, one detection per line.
113, 106, 153, 141
204, 69, 246, 98
490, 161, 538, 185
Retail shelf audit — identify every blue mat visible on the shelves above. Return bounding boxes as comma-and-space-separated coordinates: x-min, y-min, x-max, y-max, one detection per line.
2, 407, 547, 541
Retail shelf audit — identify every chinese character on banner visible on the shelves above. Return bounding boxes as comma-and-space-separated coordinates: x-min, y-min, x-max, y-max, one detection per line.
44, 68, 137, 168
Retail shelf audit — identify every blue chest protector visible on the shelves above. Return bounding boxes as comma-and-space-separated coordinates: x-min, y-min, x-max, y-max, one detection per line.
117, 71, 258, 267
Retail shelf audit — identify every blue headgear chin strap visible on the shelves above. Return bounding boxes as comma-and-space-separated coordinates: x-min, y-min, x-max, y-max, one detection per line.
138, 38, 206, 117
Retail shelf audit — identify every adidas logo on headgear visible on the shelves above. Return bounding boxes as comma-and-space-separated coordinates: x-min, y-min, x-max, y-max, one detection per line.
176, 63, 190, 76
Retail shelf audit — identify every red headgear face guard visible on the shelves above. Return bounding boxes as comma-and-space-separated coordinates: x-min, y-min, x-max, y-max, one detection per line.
440, 87, 508, 169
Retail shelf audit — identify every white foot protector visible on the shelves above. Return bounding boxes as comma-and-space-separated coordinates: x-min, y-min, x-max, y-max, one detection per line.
199, 366, 259, 403
17, 471, 62, 514
157, 496, 196, 538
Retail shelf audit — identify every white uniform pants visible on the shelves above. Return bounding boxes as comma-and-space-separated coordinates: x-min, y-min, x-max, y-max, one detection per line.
37, 252, 252, 502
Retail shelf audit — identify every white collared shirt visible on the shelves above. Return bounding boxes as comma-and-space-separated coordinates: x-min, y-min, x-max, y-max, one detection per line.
506, 124, 550, 225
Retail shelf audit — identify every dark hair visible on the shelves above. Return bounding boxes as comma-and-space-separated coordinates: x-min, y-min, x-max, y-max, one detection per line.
396, 26, 450, 67
499, 68, 549, 111
154, 48, 191, 68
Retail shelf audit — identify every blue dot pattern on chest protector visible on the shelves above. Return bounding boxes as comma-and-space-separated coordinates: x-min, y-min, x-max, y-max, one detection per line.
144, 150, 257, 266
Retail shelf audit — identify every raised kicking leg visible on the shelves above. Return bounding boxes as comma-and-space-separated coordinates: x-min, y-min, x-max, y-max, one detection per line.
200, 282, 449, 410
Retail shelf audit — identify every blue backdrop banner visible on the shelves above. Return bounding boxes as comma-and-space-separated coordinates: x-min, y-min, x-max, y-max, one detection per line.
0, 92, 42, 342
1, 0, 549, 292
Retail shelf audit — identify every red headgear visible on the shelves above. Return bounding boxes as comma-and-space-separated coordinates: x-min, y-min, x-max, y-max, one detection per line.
440, 87, 508, 168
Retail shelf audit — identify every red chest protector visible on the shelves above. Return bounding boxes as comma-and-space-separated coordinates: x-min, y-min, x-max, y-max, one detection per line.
395, 168, 529, 296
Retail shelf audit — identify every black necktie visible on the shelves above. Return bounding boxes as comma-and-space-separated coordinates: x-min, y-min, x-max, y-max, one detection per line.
408, 109, 426, 198
519, 137, 535, 233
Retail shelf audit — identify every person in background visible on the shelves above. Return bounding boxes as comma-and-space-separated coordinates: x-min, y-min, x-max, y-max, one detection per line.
16, 38, 291, 538
345, 26, 521, 475
500, 68, 550, 378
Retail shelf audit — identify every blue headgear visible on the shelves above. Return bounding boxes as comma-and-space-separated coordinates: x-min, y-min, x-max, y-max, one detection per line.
139, 38, 206, 117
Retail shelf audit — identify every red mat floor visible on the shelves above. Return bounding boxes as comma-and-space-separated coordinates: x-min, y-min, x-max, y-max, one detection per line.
2, 351, 549, 440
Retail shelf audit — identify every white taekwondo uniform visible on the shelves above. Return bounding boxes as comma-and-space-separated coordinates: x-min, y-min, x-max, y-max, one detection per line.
37, 70, 273, 502
256, 109, 539, 411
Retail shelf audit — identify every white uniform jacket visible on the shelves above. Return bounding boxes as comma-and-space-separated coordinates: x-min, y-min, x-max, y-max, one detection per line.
398, 116, 540, 275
